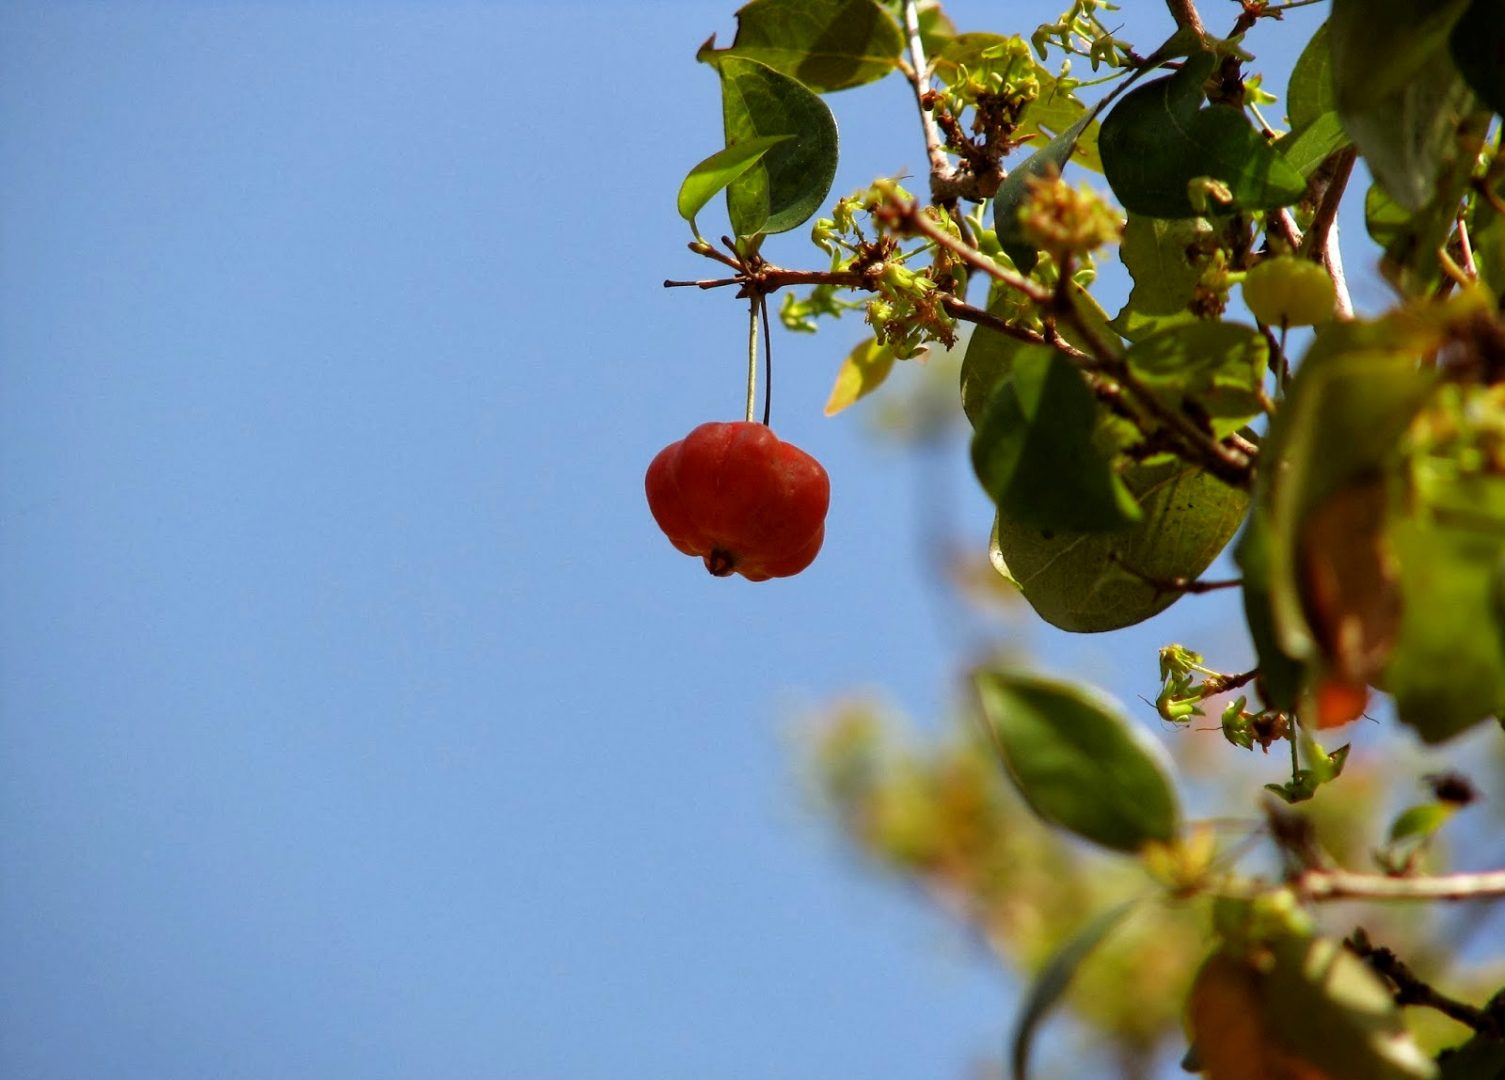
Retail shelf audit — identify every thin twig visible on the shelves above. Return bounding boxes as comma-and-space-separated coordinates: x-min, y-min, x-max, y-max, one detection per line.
898, 0, 954, 201
1053, 289, 1256, 488
1300, 868, 1505, 902
664, 276, 742, 289
1457, 211, 1478, 281
1348, 930, 1502, 1036
882, 193, 1052, 304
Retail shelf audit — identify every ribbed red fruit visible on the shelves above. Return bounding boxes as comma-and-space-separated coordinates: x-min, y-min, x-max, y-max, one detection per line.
645, 421, 830, 581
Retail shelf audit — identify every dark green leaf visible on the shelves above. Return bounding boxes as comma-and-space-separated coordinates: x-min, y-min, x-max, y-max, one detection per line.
1109, 215, 1210, 341
1288, 21, 1336, 130
1011, 901, 1140, 1080
714, 57, 839, 237
1438, 1034, 1505, 1079
1450, 0, 1505, 116
1471, 183, 1505, 297
1126, 321, 1268, 438
961, 288, 1120, 425
991, 458, 1248, 632
971, 347, 1141, 533
974, 670, 1180, 852
1365, 183, 1448, 297
699, 0, 904, 93
676, 135, 790, 233
1100, 51, 1305, 219
1329, 0, 1475, 211
995, 113, 1095, 274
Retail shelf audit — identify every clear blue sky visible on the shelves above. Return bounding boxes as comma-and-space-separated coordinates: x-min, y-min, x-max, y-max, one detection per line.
0, 3, 1393, 1079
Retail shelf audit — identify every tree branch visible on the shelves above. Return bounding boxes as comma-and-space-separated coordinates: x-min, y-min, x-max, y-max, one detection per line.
1301, 146, 1357, 319
1348, 929, 1503, 1036
1165, 0, 1209, 39
880, 191, 1053, 304
899, 0, 955, 202
1300, 867, 1505, 902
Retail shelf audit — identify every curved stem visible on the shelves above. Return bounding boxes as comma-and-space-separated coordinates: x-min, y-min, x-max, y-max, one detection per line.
759, 295, 773, 426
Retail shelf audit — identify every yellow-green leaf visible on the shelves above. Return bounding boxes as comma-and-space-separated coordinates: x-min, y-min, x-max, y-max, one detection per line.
824, 337, 898, 416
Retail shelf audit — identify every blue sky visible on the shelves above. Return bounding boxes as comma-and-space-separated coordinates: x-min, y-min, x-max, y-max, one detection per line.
0, 3, 1412, 1079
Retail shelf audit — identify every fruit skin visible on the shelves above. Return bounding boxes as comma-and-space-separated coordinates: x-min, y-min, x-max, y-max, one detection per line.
645, 421, 829, 581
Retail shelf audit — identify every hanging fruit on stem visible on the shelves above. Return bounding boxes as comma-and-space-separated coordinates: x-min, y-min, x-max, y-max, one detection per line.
646, 421, 829, 581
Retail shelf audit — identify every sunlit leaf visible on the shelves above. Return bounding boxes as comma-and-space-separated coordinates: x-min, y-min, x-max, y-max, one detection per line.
699, 0, 904, 93
1329, 0, 1475, 211
824, 337, 899, 415
1127, 321, 1268, 438
1382, 451, 1505, 743
676, 135, 791, 234
971, 347, 1141, 533
992, 460, 1248, 632
1011, 901, 1140, 1080
1288, 22, 1336, 131
1449, 0, 1505, 117
1261, 936, 1440, 1079
1387, 802, 1455, 845
1100, 51, 1305, 219
1190, 937, 1439, 1080
712, 57, 839, 237
1275, 113, 1351, 179
1109, 215, 1210, 341
973, 670, 1179, 852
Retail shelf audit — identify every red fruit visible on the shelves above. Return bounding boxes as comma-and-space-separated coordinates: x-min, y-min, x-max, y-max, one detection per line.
645, 421, 830, 581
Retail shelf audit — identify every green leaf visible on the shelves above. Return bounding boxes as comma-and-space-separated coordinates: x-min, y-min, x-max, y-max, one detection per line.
995, 113, 1095, 275
1260, 936, 1440, 1079
1387, 802, 1456, 845
1011, 900, 1140, 1080
1471, 183, 1505, 298
1126, 321, 1268, 438
1100, 51, 1305, 219
1192, 937, 1439, 1080
699, 0, 904, 93
676, 135, 791, 234
1329, 0, 1475, 211
1258, 339, 1437, 669
1382, 455, 1505, 743
824, 336, 898, 415
971, 347, 1141, 533
991, 458, 1249, 632
1450, 0, 1505, 116
1365, 183, 1448, 297
713, 57, 839, 237
1235, 512, 1304, 712
1275, 112, 1351, 179
1438, 1034, 1505, 1079
1288, 21, 1336, 131
1109, 215, 1211, 341
973, 670, 1180, 852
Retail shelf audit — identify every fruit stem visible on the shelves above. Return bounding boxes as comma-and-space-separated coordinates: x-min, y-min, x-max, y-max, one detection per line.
745, 298, 759, 423
760, 294, 773, 427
